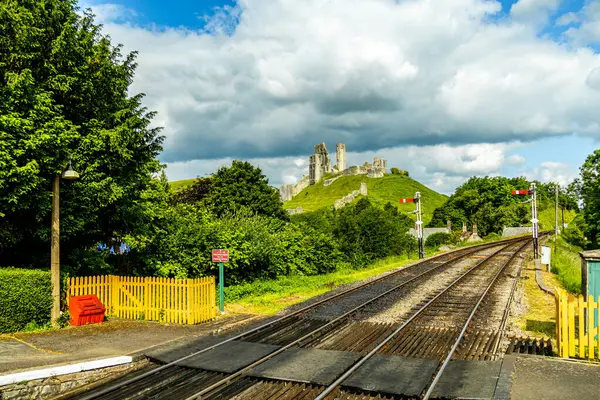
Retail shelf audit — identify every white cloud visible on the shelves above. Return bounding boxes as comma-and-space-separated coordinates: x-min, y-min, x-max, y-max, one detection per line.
586, 67, 600, 90
81, 0, 600, 168
555, 12, 579, 26
165, 142, 528, 198
506, 154, 526, 165
80, 2, 136, 23
510, 0, 561, 26
565, 1, 600, 46
522, 161, 578, 186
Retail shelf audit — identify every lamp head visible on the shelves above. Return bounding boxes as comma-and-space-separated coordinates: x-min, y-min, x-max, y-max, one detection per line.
61, 158, 80, 180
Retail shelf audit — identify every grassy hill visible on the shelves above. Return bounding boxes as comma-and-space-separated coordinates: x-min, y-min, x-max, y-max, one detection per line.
538, 207, 578, 231
284, 174, 448, 224
169, 178, 196, 192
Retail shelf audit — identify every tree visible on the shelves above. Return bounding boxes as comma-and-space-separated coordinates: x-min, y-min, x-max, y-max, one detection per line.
207, 161, 288, 220
170, 177, 212, 205
0, 1, 164, 269
580, 150, 600, 248
428, 176, 534, 236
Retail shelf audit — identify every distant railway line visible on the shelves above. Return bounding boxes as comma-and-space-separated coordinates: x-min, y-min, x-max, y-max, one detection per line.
59, 235, 541, 400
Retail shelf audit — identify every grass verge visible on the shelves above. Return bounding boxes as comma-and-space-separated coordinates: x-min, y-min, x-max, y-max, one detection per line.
225, 254, 421, 315
550, 237, 582, 294
515, 259, 563, 340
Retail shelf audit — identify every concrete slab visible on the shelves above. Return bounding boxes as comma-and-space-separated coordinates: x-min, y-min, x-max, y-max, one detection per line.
430, 360, 503, 400
0, 315, 260, 375
511, 356, 600, 400
145, 335, 225, 362
342, 354, 439, 396
493, 355, 517, 400
248, 347, 362, 385
149, 340, 281, 373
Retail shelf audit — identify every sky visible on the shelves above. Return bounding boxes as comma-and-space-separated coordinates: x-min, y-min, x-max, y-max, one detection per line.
78, 0, 600, 194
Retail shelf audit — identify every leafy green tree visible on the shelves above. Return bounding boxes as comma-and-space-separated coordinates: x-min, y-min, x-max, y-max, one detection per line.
580, 150, 600, 248
170, 177, 212, 205
0, 0, 163, 269
335, 198, 415, 265
428, 176, 534, 236
207, 161, 288, 220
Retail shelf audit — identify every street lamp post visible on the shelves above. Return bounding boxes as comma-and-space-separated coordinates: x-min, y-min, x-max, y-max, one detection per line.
50, 158, 79, 327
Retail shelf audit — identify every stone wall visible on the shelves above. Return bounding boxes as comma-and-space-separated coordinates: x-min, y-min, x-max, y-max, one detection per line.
280, 143, 388, 202
309, 142, 331, 184
280, 184, 293, 201
0, 361, 146, 400
324, 175, 342, 186
502, 226, 533, 237
408, 227, 450, 241
279, 174, 310, 202
294, 174, 310, 195
333, 183, 368, 210
336, 143, 347, 171
343, 165, 368, 176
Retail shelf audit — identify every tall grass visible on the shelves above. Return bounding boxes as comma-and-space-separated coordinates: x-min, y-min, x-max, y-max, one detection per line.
551, 237, 582, 294
224, 254, 417, 314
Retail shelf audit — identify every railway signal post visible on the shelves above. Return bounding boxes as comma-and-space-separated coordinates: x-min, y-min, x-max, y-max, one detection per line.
511, 184, 539, 259
401, 192, 424, 259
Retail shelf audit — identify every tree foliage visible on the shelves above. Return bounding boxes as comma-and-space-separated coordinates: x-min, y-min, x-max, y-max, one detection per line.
170, 177, 212, 205
0, 0, 164, 268
580, 150, 600, 248
390, 167, 409, 176
207, 161, 288, 220
427, 176, 577, 237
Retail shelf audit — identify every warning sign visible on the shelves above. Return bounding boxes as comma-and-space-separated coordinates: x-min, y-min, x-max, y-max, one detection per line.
212, 249, 229, 263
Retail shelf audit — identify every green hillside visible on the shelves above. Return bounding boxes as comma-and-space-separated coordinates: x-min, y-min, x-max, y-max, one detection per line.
284, 174, 448, 224
538, 207, 578, 231
169, 178, 196, 192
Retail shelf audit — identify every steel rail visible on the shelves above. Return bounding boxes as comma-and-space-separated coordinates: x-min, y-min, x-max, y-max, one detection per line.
490, 242, 530, 360
77, 237, 525, 400
313, 240, 526, 400
421, 239, 531, 400
182, 240, 509, 399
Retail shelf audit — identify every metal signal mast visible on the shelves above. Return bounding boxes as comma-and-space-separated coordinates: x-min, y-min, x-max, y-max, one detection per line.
512, 183, 538, 259
401, 192, 424, 259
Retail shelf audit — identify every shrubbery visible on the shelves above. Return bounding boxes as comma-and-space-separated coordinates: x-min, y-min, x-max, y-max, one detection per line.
121, 196, 417, 285
0, 268, 52, 333
390, 167, 409, 176
425, 232, 455, 248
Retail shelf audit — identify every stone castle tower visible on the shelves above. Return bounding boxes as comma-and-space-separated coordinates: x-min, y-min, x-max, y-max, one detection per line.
309, 142, 331, 184
336, 143, 346, 171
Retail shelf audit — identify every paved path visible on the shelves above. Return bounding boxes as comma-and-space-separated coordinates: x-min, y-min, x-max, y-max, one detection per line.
510, 355, 600, 400
0, 314, 261, 374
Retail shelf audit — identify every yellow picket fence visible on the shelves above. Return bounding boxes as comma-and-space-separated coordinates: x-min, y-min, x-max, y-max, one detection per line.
68, 275, 217, 325
556, 288, 600, 359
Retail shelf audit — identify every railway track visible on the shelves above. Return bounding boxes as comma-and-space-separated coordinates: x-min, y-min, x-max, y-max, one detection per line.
58, 236, 538, 400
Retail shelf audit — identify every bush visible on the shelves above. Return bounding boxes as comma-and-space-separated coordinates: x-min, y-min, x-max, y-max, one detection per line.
0, 268, 52, 333
390, 168, 409, 176
425, 232, 453, 248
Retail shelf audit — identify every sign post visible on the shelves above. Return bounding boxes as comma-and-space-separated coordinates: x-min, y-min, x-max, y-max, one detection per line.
212, 249, 229, 313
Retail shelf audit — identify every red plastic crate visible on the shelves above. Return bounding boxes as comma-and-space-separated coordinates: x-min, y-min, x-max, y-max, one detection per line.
69, 294, 106, 326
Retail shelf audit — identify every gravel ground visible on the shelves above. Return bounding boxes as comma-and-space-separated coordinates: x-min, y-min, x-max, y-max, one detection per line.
300, 245, 507, 322
410, 243, 523, 329
278, 242, 520, 318
470, 247, 529, 330
351, 255, 484, 324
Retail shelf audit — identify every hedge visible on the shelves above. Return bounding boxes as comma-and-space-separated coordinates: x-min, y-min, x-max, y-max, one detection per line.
0, 268, 52, 333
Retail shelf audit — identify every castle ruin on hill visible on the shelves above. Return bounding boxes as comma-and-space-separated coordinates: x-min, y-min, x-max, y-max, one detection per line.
280, 142, 388, 201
